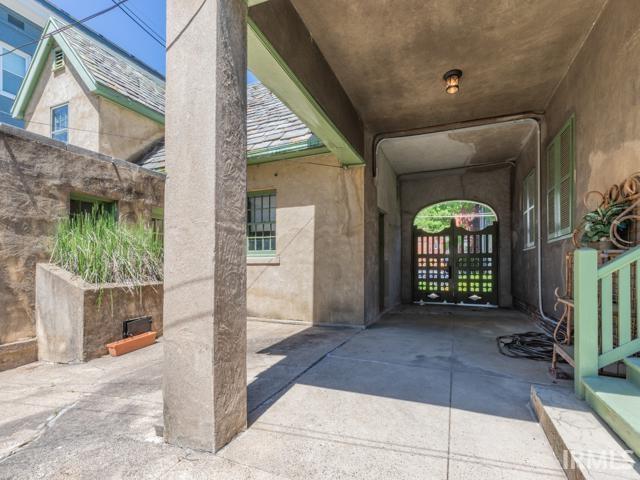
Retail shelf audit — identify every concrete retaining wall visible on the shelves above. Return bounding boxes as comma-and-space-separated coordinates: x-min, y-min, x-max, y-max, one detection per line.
36, 264, 162, 363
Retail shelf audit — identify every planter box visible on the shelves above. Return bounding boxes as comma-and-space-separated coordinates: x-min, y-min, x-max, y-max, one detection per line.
35, 264, 162, 363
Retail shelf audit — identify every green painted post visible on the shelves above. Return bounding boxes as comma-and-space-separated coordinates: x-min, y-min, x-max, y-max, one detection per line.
574, 248, 599, 398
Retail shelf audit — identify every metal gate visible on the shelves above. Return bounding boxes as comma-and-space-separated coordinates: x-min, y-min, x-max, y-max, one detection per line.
413, 220, 498, 306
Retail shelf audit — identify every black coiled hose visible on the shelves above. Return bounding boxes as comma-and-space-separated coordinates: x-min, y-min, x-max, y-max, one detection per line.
496, 331, 554, 361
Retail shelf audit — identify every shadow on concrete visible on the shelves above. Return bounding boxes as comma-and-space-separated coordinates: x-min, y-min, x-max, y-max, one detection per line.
248, 305, 567, 425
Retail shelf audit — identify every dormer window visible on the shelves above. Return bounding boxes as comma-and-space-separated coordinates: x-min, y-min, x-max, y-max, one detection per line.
52, 48, 65, 71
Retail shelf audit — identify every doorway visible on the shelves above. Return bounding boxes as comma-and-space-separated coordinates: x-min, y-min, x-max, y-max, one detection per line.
412, 200, 498, 306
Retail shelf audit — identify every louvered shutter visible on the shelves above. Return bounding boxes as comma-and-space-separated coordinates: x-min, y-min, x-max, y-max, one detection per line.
546, 117, 575, 240
546, 143, 556, 238
557, 122, 573, 236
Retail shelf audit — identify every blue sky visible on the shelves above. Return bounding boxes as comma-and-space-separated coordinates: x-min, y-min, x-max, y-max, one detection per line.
49, 0, 257, 82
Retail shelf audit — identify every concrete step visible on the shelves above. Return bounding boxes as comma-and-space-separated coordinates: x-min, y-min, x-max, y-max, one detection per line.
625, 357, 640, 388
531, 384, 639, 479
583, 375, 640, 457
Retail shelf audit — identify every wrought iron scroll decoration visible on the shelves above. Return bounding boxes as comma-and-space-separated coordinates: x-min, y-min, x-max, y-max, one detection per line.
572, 171, 640, 249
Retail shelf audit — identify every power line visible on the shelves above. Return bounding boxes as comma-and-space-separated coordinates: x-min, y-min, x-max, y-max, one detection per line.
110, 0, 165, 47
0, 0, 129, 58
0, 110, 158, 142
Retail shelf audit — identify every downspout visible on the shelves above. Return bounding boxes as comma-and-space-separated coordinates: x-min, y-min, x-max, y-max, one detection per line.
533, 119, 555, 325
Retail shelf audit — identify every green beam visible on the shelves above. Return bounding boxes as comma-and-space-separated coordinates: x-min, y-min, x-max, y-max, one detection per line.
247, 19, 363, 166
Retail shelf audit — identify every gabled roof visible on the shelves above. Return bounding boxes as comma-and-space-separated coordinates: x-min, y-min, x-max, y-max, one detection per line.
135, 82, 327, 172
12, 18, 165, 124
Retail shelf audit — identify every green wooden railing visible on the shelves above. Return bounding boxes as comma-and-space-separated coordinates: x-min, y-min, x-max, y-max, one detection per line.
574, 246, 640, 397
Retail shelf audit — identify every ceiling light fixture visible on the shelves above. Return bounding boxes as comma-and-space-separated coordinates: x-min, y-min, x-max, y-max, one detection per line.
443, 69, 463, 94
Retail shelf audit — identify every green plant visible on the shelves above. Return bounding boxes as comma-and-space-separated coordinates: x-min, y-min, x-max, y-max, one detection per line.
51, 209, 163, 287
580, 202, 629, 243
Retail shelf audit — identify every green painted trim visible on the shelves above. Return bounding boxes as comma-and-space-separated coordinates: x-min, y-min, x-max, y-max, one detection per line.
597, 244, 640, 278
70, 192, 114, 204
546, 115, 575, 241
247, 18, 363, 166
248, 144, 330, 165
94, 84, 164, 125
247, 189, 276, 197
573, 248, 599, 398
246, 250, 276, 257
12, 18, 163, 125
599, 339, 640, 369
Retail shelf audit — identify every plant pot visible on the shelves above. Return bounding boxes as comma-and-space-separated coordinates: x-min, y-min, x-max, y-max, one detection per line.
586, 240, 614, 251
106, 331, 156, 357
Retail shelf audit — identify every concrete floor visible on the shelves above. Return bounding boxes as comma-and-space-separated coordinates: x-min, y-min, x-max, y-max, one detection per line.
0, 307, 568, 479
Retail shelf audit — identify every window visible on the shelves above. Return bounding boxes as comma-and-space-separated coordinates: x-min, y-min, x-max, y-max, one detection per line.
247, 191, 276, 255
522, 170, 536, 250
69, 193, 116, 220
0, 44, 29, 98
546, 116, 575, 241
51, 104, 69, 143
7, 15, 25, 31
151, 207, 164, 244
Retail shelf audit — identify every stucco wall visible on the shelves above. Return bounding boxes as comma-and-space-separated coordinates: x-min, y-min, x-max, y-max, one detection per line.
510, 131, 539, 309
22, 47, 163, 160
375, 147, 402, 310
0, 125, 164, 369
400, 166, 513, 307
246, 153, 365, 325
99, 97, 164, 160
24, 48, 101, 152
511, 0, 640, 315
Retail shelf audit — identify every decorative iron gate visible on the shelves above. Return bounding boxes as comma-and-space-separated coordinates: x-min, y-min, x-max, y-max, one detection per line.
413, 220, 498, 306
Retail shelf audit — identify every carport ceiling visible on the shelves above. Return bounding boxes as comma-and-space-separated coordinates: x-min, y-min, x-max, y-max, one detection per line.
289, 0, 606, 133
378, 120, 536, 175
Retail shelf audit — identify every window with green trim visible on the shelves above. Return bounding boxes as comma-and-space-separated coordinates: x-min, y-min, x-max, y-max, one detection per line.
546, 116, 575, 241
523, 169, 536, 249
69, 193, 116, 220
247, 191, 276, 255
151, 207, 164, 244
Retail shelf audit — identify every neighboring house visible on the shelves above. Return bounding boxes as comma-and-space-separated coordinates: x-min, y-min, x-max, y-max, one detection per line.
11, 17, 164, 160
0, 0, 75, 127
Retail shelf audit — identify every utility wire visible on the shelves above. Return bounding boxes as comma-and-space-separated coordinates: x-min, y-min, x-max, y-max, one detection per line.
110, 0, 165, 47
0, 1, 129, 58
0, 110, 156, 142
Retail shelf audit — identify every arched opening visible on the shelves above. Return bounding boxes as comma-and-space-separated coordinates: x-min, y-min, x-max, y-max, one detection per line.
413, 200, 499, 306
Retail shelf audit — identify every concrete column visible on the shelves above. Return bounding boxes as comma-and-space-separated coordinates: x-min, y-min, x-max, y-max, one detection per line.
163, 0, 247, 451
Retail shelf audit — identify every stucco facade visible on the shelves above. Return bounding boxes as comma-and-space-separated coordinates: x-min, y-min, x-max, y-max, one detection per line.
246, 153, 366, 326
22, 49, 163, 160
511, 0, 640, 316
0, 125, 164, 371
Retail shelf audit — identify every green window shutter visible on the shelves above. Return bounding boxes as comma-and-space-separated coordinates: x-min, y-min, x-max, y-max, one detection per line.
546, 144, 556, 239
547, 116, 575, 240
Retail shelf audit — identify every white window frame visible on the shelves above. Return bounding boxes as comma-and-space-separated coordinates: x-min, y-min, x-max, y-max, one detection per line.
0, 39, 31, 99
522, 169, 536, 251
51, 103, 69, 143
